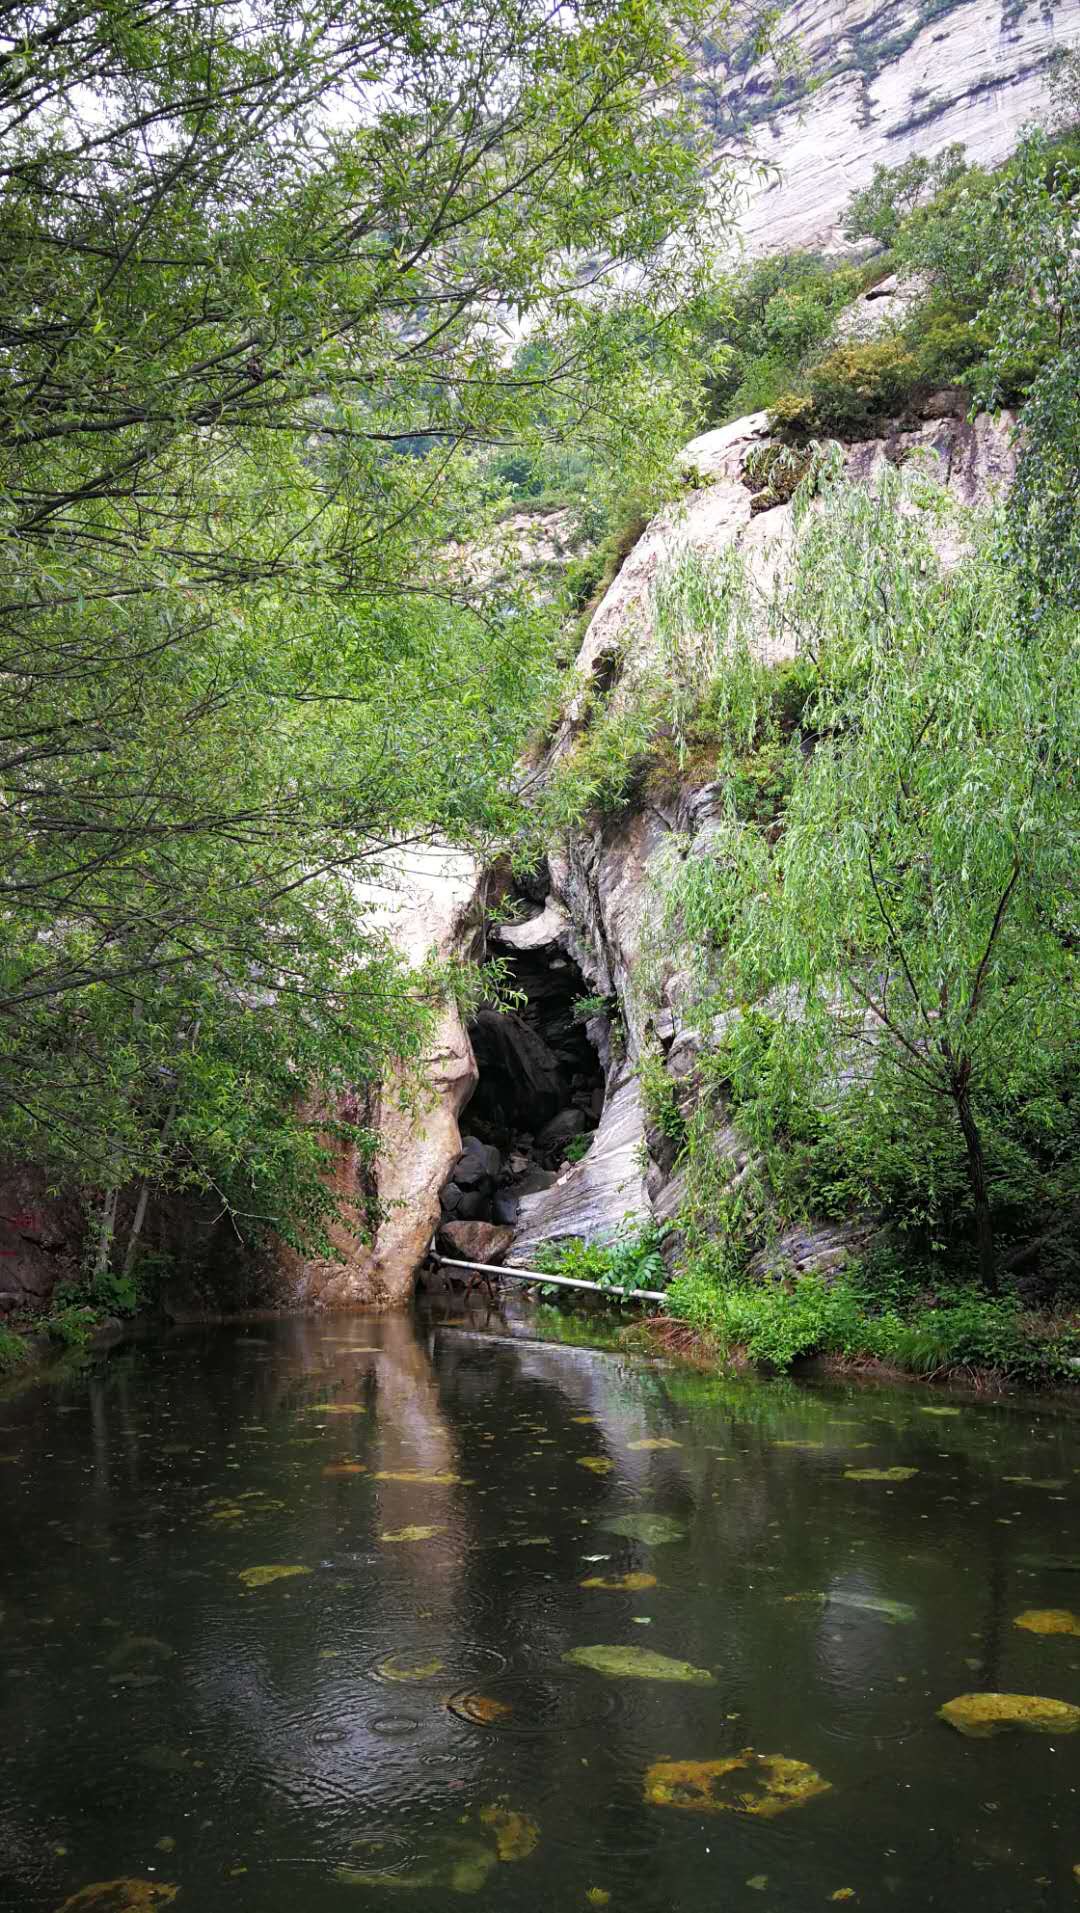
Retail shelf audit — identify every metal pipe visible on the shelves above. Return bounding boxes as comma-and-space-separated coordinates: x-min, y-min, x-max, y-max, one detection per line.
433, 1254, 666, 1305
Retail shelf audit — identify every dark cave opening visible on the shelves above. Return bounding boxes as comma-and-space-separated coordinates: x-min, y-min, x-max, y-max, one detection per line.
437, 935, 606, 1234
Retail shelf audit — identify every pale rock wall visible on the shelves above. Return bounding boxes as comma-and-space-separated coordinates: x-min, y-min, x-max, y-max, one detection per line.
285, 848, 482, 1309
720, 0, 1080, 255
525, 406, 1018, 1272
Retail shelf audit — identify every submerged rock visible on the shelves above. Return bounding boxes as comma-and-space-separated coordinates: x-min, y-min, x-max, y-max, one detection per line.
563, 1644, 713, 1683
645, 1750, 831, 1818
938, 1692, 1080, 1737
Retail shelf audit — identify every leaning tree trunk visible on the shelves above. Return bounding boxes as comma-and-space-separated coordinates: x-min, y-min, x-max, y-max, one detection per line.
954, 1082, 997, 1293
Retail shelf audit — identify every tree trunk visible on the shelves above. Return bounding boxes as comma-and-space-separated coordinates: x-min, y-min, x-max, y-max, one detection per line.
94, 1184, 119, 1278
954, 1085, 997, 1292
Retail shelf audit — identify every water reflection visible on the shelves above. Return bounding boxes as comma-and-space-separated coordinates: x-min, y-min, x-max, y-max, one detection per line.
1, 1302, 1080, 1909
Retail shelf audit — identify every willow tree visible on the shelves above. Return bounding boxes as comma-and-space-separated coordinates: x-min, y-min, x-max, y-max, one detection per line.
646, 466, 1080, 1287
0, 0, 730, 1259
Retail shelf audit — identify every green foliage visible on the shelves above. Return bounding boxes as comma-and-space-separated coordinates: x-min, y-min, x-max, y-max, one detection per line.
773, 338, 923, 436
535, 1222, 667, 1299
639, 469, 1080, 1295
844, 145, 970, 246
571, 994, 613, 1023
691, 252, 868, 426
563, 1133, 595, 1164
0, 0, 736, 1267
45, 1305, 100, 1350
666, 1263, 1080, 1382
0, 1327, 29, 1375
638, 1047, 688, 1149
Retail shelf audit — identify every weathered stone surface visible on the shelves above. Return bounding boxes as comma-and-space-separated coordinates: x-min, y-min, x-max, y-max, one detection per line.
536, 1107, 590, 1153
282, 846, 481, 1309
0, 1166, 81, 1312
438, 1220, 516, 1265
454, 1135, 504, 1188
718, 0, 1080, 258
494, 899, 570, 951
532, 410, 1018, 1272
508, 1072, 651, 1264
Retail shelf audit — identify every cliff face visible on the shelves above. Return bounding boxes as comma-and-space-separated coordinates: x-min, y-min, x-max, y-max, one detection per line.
508, 402, 1019, 1275
712, 0, 1080, 253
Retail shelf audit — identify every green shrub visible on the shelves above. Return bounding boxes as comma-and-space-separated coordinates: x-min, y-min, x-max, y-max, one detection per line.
563, 1133, 594, 1164
774, 339, 923, 438
638, 1046, 688, 1149
536, 1221, 667, 1299
45, 1304, 100, 1348
0, 1326, 29, 1374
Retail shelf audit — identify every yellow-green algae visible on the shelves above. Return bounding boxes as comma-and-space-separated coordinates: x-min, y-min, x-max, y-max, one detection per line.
376, 1654, 446, 1681
336, 1835, 495, 1894
577, 1457, 614, 1475
381, 1525, 444, 1543
844, 1467, 919, 1482
373, 1470, 462, 1485
645, 1750, 831, 1819
322, 1462, 366, 1477
478, 1805, 539, 1861
336, 1808, 537, 1893
305, 1402, 366, 1415
1014, 1608, 1080, 1637
938, 1692, 1080, 1737
57, 1885, 178, 1912
563, 1644, 713, 1683
783, 1591, 915, 1624
581, 1572, 658, 1592
237, 1564, 311, 1590
628, 1438, 682, 1451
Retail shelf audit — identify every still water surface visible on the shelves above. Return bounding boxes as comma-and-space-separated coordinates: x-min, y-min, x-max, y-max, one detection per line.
2, 1302, 1080, 1910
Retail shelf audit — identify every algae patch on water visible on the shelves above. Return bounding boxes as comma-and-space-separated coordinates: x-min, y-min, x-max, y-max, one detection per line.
577, 1456, 614, 1475
581, 1572, 658, 1592
844, 1467, 919, 1482
784, 1591, 915, 1624
628, 1438, 682, 1451
938, 1692, 1080, 1737
599, 1513, 686, 1546
563, 1644, 713, 1684
306, 1402, 366, 1416
645, 1750, 830, 1819
322, 1462, 366, 1478
336, 1807, 538, 1894
336, 1834, 494, 1894
373, 1470, 462, 1486
237, 1564, 311, 1590
1014, 1608, 1080, 1637
478, 1804, 539, 1861
375, 1654, 447, 1682
381, 1525, 444, 1543
57, 1884, 178, 1912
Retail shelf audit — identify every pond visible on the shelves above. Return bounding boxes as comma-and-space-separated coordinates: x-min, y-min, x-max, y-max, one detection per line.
2, 1300, 1079, 1911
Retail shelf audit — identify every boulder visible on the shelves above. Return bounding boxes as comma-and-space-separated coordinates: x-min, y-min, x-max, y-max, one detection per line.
455, 1190, 490, 1221
491, 1192, 521, 1226
454, 1136, 503, 1188
438, 1221, 515, 1266
439, 1181, 463, 1217
536, 1107, 589, 1153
